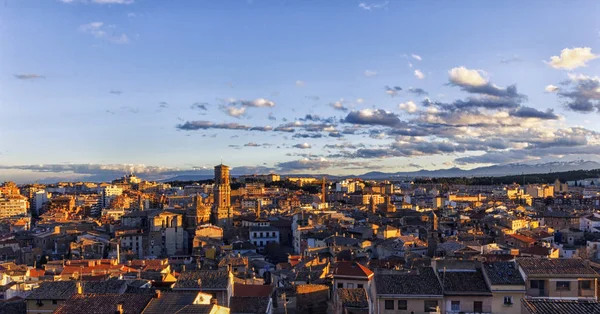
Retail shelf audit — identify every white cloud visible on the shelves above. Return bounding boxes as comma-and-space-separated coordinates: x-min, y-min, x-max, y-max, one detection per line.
408, 62, 413, 68
545, 84, 559, 93
224, 106, 246, 118
364, 70, 378, 77
411, 54, 422, 61
448, 66, 487, 87
546, 47, 598, 70
295, 80, 305, 87
293, 143, 312, 149
356, 98, 365, 104
358, 1, 388, 10
399, 100, 418, 113
241, 98, 275, 107
414, 69, 425, 80
79, 22, 129, 44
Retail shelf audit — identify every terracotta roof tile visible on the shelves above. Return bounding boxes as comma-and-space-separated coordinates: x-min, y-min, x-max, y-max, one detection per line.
522, 298, 600, 314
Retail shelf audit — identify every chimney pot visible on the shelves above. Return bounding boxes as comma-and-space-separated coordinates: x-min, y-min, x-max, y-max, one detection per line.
155, 290, 161, 298
76, 281, 83, 295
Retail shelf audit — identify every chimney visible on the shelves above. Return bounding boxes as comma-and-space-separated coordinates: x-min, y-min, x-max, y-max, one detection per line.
210, 298, 218, 305
197, 279, 202, 290
115, 303, 123, 314
182, 265, 186, 272
154, 290, 161, 299
76, 281, 83, 295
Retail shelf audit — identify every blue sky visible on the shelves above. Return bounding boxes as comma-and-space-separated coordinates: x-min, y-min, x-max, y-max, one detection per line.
1, 0, 600, 182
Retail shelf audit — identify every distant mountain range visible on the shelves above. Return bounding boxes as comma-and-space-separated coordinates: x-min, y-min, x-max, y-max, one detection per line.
164, 160, 600, 182
357, 160, 600, 179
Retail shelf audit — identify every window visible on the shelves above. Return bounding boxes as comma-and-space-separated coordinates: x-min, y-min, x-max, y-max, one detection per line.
556, 281, 571, 291
581, 280, 593, 290
503, 296, 513, 305
474, 301, 483, 313
424, 300, 438, 312
52, 300, 57, 305
357, 284, 363, 289
385, 300, 394, 310
398, 300, 407, 310
530, 280, 543, 289
337, 283, 343, 288
451, 301, 460, 311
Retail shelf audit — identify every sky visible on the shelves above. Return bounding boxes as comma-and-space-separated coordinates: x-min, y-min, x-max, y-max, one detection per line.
1, 0, 600, 183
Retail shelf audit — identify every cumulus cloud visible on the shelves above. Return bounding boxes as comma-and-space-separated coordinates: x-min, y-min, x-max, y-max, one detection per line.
557, 74, 600, 113
385, 86, 402, 97
411, 54, 422, 61
399, 101, 418, 113
330, 100, 348, 112
240, 98, 275, 108
364, 70, 378, 77
448, 66, 526, 100
407, 87, 428, 96
343, 109, 402, 127
293, 143, 312, 149
449, 66, 487, 87
545, 85, 559, 93
79, 21, 129, 44
244, 142, 261, 147
14, 74, 45, 80
221, 106, 246, 118
546, 47, 598, 70
414, 69, 425, 79
509, 106, 559, 120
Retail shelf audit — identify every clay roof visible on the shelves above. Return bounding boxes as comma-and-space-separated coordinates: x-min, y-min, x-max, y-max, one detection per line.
54, 293, 153, 314
483, 261, 525, 285
141, 292, 197, 314
375, 267, 442, 296
233, 283, 274, 297
229, 296, 271, 314
173, 270, 230, 290
337, 288, 369, 308
517, 258, 599, 278
522, 299, 600, 314
333, 262, 374, 279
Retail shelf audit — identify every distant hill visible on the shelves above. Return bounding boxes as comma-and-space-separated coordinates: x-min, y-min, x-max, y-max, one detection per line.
358, 160, 600, 179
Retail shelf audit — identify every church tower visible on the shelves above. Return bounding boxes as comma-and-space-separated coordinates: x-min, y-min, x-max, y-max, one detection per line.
212, 164, 232, 226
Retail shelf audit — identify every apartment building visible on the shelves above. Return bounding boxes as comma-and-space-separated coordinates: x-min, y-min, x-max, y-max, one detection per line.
517, 258, 599, 300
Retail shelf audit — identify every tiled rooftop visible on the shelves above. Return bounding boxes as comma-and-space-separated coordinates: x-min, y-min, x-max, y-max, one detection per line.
173, 270, 230, 290
229, 296, 271, 313
483, 261, 525, 285
337, 288, 369, 308
375, 267, 443, 296
517, 258, 599, 277
439, 269, 492, 295
54, 293, 154, 314
522, 298, 600, 314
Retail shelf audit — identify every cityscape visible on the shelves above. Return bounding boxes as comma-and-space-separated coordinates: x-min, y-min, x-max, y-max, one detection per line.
2, 1, 600, 314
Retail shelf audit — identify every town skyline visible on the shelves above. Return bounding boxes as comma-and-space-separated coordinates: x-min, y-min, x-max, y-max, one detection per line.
3, 0, 600, 183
